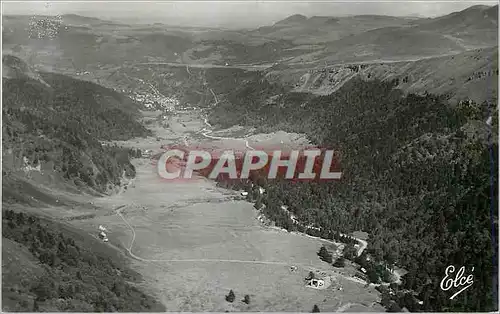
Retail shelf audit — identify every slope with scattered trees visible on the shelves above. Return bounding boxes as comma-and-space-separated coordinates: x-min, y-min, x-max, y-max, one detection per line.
207, 72, 498, 312
2, 56, 152, 195
2, 209, 165, 312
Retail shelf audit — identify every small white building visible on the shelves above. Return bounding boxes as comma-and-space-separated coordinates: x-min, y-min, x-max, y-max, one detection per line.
98, 231, 109, 242
361, 267, 367, 273
259, 187, 265, 195
307, 279, 325, 289
241, 191, 249, 196
98, 225, 107, 232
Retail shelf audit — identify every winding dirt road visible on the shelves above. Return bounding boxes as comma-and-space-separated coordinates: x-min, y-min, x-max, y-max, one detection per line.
133, 62, 272, 71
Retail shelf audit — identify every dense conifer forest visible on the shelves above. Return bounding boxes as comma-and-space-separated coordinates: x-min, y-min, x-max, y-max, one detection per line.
206, 72, 498, 312
2, 209, 165, 312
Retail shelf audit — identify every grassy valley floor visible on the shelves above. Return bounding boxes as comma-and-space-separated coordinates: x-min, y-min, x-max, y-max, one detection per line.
61, 108, 384, 312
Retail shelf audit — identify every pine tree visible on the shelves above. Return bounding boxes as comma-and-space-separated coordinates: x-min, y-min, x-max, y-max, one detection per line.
225, 290, 235, 303
58, 241, 66, 253
342, 243, 357, 260
30, 241, 39, 254
306, 271, 315, 280
254, 199, 262, 210
242, 295, 250, 304
33, 299, 39, 311
333, 257, 345, 268
317, 246, 332, 263
388, 301, 402, 312
16, 212, 25, 225
312, 304, 320, 313
381, 291, 392, 307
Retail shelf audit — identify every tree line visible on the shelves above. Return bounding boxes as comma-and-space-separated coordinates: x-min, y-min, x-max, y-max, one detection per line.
206, 73, 498, 312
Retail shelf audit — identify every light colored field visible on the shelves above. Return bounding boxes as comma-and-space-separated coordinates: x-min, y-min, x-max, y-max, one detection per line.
80, 110, 383, 311
75, 160, 382, 312
5, 102, 381, 311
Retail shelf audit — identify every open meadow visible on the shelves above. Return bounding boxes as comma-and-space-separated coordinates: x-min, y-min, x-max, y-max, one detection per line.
67, 110, 383, 312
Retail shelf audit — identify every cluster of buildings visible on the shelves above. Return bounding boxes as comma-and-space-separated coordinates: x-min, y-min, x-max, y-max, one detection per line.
98, 225, 109, 242
129, 91, 179, 110
22, 156, 42, 174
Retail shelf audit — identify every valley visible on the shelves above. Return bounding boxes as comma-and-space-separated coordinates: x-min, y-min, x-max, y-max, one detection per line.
2, 3, 498, 313
14, 104, 384, 312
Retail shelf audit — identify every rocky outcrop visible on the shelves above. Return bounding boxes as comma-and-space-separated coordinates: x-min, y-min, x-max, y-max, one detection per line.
269, 47, 498, 103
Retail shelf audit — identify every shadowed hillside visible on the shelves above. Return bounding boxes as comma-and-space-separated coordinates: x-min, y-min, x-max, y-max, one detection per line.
2, 208, 165, 312
2, 54, 165, 313
206, 75, 498, 312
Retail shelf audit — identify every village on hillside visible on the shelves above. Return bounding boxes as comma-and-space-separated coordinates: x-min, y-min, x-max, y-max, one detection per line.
129, 91, 179, 110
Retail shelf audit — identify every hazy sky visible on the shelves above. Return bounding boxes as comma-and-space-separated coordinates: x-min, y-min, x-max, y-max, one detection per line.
2, 0, 498, 28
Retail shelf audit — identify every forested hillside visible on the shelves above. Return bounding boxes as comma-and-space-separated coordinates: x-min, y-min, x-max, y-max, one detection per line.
2, 209, 165, 312
207, 74, 498, 312
2, 56, 152, 194
1, 56, 164, 311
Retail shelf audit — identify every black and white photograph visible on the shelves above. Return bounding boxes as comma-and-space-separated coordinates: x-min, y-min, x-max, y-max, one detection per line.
1, 0, 498, 312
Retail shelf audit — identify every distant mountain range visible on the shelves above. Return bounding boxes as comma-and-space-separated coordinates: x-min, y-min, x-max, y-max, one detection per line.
2, 4, 497, 103
258, 4, 498, 49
